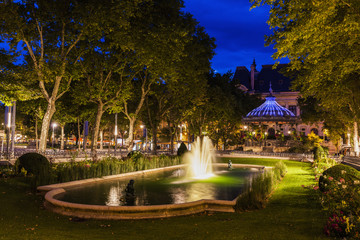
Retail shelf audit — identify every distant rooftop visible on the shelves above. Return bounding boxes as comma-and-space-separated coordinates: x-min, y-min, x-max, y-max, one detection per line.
233, 62, 293, 93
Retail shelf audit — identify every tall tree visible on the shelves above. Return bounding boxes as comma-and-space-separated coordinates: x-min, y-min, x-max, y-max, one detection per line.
0, 0, 138, 152
252, 0, 360, 154
119, 0, 209, 151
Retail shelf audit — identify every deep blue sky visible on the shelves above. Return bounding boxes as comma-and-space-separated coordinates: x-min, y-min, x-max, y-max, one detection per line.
183, 0, 288, 74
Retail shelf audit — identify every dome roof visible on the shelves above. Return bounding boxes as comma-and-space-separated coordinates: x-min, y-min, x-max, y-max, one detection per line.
243, 95, 297, 123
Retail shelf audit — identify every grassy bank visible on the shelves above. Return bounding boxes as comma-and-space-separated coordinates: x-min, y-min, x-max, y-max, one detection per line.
0, 158, 328, 240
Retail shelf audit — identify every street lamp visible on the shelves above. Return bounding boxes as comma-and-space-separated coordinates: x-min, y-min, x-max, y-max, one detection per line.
52, 123, 57, 149
140, 125, 147, 152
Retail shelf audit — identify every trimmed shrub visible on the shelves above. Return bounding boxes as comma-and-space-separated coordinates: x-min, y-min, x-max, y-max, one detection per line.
319, 164, 360, 192
177, 142, 188, 156
15, 152, 50, 187
15, 152, 49, 175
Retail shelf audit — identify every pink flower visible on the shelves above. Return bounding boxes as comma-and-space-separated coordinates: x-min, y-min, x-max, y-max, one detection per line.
328, 176, 333, 181
313, 186, 319, 190
301, 185, 305, 188
339, 178, 345, 183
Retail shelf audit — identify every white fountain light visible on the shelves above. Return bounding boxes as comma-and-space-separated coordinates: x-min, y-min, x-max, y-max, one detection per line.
183, 136, 216, 180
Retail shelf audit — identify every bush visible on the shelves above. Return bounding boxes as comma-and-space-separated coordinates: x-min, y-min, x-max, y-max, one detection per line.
15, 152, 49, 175
317, 165, 360, 238
15, 152, 50, 187
177, 142, 188, 156
51, 155, 181, 184
274, 161, 287, 181
127, 151, 143, 160
313, 146, 328, 162
234, 161, 286, 212
319, 164, 360, 192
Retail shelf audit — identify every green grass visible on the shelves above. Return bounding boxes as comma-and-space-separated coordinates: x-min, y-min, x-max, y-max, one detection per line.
0, 158, 328, 240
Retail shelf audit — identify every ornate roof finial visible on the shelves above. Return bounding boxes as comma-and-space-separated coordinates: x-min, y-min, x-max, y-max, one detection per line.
252, 58, 256, 67
269, 81, 273, 96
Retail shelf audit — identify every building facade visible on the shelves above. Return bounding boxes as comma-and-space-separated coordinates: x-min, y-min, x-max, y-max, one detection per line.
233, 60, 324, 137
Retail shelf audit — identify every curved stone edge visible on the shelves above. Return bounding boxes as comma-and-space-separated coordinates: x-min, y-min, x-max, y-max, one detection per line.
39, 164, 268, 220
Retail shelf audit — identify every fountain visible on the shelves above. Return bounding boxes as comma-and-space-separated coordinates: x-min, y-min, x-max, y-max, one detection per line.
183, 136, 216, 179
39, 135, 266, 219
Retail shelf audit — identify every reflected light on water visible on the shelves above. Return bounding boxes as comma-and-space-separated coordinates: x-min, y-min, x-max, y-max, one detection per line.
170, 183, 216, 203
105, 186, 121, 206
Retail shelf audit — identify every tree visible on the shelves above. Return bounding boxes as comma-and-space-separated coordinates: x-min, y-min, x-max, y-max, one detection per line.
252, 0, 360, 154
119, 0, 212, 151
0, 0, 139, 152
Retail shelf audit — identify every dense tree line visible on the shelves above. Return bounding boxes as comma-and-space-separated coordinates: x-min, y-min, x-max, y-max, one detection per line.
0, 0, 260, 158
252, 0, 360, 154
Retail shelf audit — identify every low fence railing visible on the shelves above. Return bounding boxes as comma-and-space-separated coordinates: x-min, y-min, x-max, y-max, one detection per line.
0, 148, 316, 161
225, 151, 314, 160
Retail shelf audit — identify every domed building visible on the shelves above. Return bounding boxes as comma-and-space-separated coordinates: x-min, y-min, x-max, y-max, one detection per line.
233, 60, 324, 137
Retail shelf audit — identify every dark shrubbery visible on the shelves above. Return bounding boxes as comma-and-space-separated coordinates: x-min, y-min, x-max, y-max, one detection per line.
15, 152, 50, 187
319, 164, 360, 192
127, 151, 143, 159
177, 142, 188, 156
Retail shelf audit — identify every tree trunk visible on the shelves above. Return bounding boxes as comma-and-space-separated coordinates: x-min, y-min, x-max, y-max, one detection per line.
100, 130, 103, 150
35, 117, 38, 151
39, 98, 56, 152
170, 131, 174, 154
60, 125, 65, 150
91, 103, 104, 160
126, 117, 135, 152
10, 102, 16, 156
77, 118, 81, 151
353, 121, 359, 156
152, 127, 158, 155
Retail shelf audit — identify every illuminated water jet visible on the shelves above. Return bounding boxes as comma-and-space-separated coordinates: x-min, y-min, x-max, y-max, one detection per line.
184, 136, 216, 179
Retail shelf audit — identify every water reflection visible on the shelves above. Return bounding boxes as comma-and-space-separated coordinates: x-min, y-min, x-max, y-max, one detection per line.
105, 186, 121, 206
61, 168, 260, 206
170, 183, 216, 204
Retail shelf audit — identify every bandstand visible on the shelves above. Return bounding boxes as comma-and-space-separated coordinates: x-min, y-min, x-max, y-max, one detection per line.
242, 85, 299, 151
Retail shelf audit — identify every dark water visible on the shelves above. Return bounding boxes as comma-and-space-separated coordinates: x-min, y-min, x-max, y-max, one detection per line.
58, 167, 261, 206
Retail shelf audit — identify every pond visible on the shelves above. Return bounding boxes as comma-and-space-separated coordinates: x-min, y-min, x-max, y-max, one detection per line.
58, 167, 261, 206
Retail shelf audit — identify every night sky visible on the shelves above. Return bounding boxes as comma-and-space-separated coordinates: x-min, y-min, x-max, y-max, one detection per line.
183, 0, 289, 74
0, 1, 289, 75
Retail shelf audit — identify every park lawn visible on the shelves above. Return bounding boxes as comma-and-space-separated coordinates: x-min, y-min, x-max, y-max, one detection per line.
0, 158, 329, 240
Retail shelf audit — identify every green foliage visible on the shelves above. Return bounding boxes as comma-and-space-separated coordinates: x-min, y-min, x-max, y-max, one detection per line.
316, 165, 360, 238
50, 155, 181, 184
15, 153, 49, 176
312, 146, 337, 175
252, 0, 360, 134
274, 161, 287, 180
177, 142, 188, 156
15, 152, 50, 187
234, 161, 287, 212
319, 164, 360, 192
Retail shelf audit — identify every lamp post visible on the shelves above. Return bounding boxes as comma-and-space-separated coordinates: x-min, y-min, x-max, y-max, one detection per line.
114, 113, 118, 155
264, 132, 268, 147
52, 123, 57, 149
140, 125, 147, 152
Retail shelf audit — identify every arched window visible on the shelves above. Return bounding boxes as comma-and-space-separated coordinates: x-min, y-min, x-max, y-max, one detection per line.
311, 128, 319, 135
268, 128, 275, 137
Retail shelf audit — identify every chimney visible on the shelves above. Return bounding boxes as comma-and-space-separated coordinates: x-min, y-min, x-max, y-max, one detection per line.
250, 59, 256, 91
